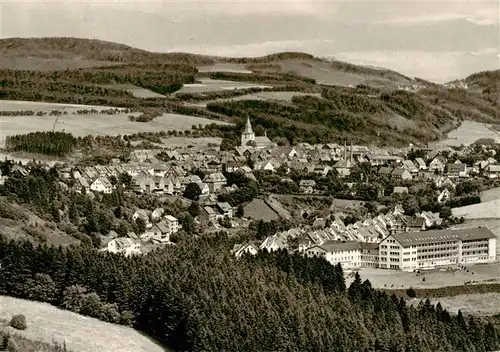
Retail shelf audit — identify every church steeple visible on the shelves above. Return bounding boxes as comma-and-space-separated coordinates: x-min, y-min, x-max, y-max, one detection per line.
241, 117, 256, 147
244, 117, 253, 134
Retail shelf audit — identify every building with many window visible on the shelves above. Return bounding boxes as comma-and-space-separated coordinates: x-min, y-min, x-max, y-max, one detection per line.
304, 241, 362, 269
378, 228, 496, 271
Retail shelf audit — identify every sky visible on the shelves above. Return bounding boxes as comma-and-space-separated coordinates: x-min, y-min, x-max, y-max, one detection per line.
1, 0, 499, 82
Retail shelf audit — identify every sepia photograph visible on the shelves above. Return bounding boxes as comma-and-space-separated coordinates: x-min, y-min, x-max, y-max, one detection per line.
0, 0, 499, 351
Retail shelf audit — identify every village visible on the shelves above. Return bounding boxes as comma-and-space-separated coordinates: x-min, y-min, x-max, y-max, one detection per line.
1, 118, 499, 271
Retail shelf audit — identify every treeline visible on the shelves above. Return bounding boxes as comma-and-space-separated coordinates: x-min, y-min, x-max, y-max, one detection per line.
5, 132, 76, 157
0, 65, 195, 100
0, 237, 499, 352
1, 37, 214, 65
205, 71, 317, 84
0, 110, 36, 116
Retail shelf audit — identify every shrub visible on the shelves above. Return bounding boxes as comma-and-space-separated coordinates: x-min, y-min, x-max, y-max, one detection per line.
10, 315, 27, 330
406, 287, 417, 298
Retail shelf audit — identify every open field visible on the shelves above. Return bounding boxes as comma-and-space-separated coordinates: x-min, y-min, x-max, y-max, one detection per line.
278, 59, 413, 88
0, 100, 230, 147
434, 120, 500, 147
131, 136, 222, 149
174, 78, 272, 94
0, 100, 121, 112
197, 63, 252, 74
349, 262, 500, 289
0, 296, 166, 352
99, 84, 166, 98
409, 293, 500, 316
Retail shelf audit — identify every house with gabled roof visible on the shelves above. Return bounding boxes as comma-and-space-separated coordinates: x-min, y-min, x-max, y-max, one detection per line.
90, 176, 113, 194
429, 156, 446, 172
260, 235, 287, 252
232, 243, 259, 258
204, 172, 227, 193
391, 167, 412, 181
402, 160, 418, 173
446, 163, 468, 178
486, 164, 500, 179
415, 158, 427, 170
107, 237, 141, 257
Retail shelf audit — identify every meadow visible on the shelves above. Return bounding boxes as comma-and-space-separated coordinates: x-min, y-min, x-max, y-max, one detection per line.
434, 120, 500, 147
409, 293, 500, 316
197, 63, 252, 74
0, 295, 166, 352
173, 78, 272, 94
0, 100, 230, 147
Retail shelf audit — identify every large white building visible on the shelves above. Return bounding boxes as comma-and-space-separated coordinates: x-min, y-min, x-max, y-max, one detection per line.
304, 241, 362, 269
298, 227, 496, 271
378, 228, 497, 271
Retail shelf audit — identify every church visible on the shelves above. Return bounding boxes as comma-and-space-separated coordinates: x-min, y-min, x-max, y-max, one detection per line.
241, 118, 276, 150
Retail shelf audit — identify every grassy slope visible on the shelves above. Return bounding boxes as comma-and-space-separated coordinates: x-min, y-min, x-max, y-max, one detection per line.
0, 295, 166, 352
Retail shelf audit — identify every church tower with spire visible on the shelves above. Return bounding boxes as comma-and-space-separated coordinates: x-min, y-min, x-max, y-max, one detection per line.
241, 117, 256, 147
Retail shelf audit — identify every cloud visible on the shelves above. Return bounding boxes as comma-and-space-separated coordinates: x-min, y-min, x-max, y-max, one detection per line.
374, 2, 498, 26
168, 39, 337, 57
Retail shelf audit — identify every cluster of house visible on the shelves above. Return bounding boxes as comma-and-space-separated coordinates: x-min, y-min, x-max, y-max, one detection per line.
49, 119, 498, 202
102, 208, 180, 256
233, 204, 497, 271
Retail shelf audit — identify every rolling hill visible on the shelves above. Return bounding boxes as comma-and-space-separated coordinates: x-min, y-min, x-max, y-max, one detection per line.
1, 37, 499, 146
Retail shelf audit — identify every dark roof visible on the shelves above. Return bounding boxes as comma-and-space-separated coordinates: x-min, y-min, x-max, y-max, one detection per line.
391, 228, 495, 246
447, 163, 466, 172
360, 242, 379, 250
391, 167, 407, 176
379, 166, 393, 174
408, 216, 425, 227
309, 240, 361, 252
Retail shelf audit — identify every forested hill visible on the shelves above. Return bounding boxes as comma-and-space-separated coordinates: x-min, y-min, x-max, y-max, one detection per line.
1, 37, 499, 146
1, 236, 500, 352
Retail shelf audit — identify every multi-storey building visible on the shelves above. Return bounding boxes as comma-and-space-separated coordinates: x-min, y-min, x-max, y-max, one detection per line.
304, 241, 362, 269
378, 228, 496, 271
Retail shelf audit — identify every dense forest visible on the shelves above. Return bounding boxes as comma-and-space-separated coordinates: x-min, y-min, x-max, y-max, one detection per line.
5, 132, 77, 156
0, 237, 499, 352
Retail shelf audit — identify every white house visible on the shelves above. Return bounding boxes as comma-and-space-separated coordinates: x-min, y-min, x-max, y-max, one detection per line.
415, 158, 427, 170
133, 209, 152, 228
152, 208, 165, 221
165, 215, 179, 234
304, 241, 362, 270
429, 156, 446, 172
232, 243, 259, 258
260, 235, 287, 252
146, 222, 171, 242
107, 237, 141, 257
437, 189, 451, 204
196, 181, 210, 195
487, 165, 500, 179
90, 176, 113, 194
